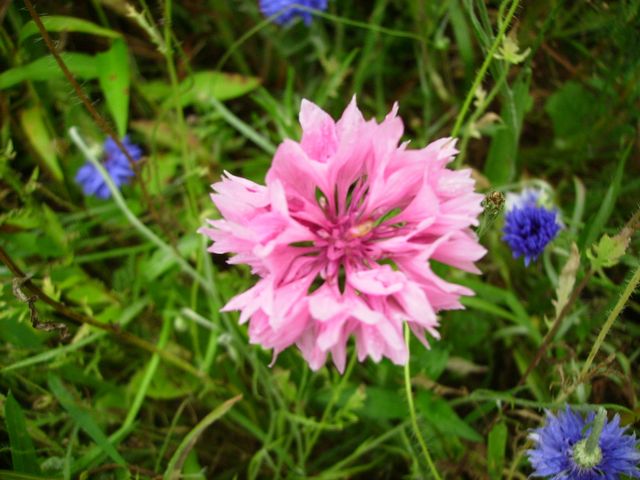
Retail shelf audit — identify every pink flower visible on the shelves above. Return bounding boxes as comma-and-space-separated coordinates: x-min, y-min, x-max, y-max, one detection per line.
200, 98, 486, 372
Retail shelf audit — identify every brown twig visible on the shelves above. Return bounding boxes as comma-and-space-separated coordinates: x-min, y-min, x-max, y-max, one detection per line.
22, 0, 177, 246
0, 245, 214, 386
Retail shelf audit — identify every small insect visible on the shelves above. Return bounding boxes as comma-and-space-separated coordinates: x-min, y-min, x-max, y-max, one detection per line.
478, 191, 505, 238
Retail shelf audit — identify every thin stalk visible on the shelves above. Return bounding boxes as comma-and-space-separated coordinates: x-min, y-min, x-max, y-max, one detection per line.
451, 0, 520, 138
302, 353, 358, 465
403, 324, 441, 480
162, 0, 201, 221
68, 127, 212, 296
579, 265, 640, 382
209, 97, 276, 154
455, 66, 509, 165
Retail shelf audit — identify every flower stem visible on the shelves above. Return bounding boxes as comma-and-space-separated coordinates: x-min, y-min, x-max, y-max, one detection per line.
302, 352, 357, 465
451, 0, 521, 139
585, 408, 606, 454
579, 264, 640, 382
68, 127, 217, 301
404, 324, 442, 480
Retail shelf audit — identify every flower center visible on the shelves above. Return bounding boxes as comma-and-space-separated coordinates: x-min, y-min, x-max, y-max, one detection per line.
316, 219, 375, 264
572, 439, 603, 469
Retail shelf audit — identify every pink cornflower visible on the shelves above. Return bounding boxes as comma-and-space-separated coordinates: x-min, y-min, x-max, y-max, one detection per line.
200, 98, 486, 372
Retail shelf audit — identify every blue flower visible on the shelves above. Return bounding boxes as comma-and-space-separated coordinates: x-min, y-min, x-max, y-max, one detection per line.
75, 136, 142, 199
259, 0, 328, 25
502, 189, 561, 266
527, 407, 640, 479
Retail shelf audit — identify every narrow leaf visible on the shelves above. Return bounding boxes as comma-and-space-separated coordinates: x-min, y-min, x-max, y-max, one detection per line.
143, 71, 261, 108
19, 106, 63, 181
416, 391, 482, 442
47, 374, 127, 467
582, 142, 631, 248
487, 421, 508, 480
0, 53, 98, 90
484, 70, 532, 185
164, 395, 242, 480
19, 16, 121, 43
97, 39, 130, 138
4, 392, 41, 475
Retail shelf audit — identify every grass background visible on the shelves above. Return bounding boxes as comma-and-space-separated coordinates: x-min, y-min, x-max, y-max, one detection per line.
1, 0, 639, 478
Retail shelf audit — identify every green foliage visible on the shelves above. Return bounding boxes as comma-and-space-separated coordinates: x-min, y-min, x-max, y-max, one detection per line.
587, 233, 630, 272
0, 53, 99, 89
18, 15, 121, 43
487, 420, 507, 480
97, 39, 131, 139
4, 392, 41, 475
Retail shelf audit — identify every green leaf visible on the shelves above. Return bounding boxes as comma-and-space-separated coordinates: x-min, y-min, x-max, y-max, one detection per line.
97, 39, 130, 138
545, 81, 604, 145
128, 362, 198, 400
164, 395, 241, 480
493, 35, 530, 64
19, 106, 63, 181
487, 421, 508, 480
0, 53, 98, 90
587, 233, 630, 271
359, 387, 405, 420
47, 374, 127, 467
484, 70, 532, 185
581, 143, 631, 248
4, 392, 41, 475
65, 279, 113, 306
19, 16, 121, 43
143, 71, 261, 108
416, 391, 482, 442
0, 472, 52, 480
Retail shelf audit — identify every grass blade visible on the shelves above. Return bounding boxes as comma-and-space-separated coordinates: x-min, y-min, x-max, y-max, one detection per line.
487, 420, 507, 480
47, 374, 127, 468
164, 395, 242, 480
581, 142, 631, 248
4, 392, 41, 475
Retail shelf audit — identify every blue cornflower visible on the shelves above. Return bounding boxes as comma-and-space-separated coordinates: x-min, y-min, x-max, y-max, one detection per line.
502, 189, 561, 266
527, 407, 640, 479
259, 0, 328, 25
75, 136, 142, 199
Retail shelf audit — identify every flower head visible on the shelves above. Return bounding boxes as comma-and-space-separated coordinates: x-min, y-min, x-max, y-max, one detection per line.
259, 0, 328, 25
502, 188, 561, 266
200, 98, 485, 372
75, 136, 142, 199
527, 406, 640, 479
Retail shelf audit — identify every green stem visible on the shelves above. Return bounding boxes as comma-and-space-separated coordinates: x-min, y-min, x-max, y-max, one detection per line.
403, 324, 441, 480
302, 353, 357, 465
162, 0, 200, 222
209, 97, 276, 155
450, 0, 520, 138
585, 408, 606, 454
579, 264, 640, 382
68, 127, 213, 296
455, 66, 510, 167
